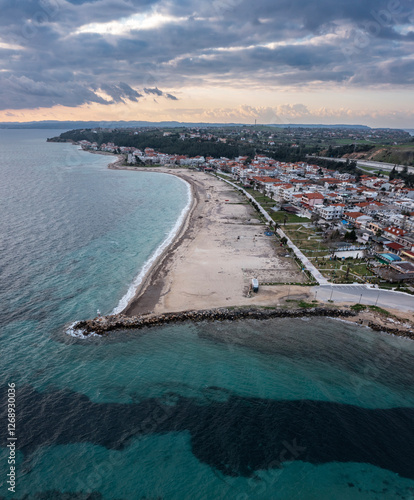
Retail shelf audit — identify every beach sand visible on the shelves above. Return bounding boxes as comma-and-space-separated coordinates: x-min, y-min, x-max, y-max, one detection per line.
122, 168, 310, 316
105, 164, 414, 338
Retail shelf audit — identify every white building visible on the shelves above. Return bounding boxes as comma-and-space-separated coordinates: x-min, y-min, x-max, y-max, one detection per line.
317, 205, 345, 221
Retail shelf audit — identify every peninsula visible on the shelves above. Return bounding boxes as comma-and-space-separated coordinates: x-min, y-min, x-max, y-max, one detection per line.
69, 160, 414, 340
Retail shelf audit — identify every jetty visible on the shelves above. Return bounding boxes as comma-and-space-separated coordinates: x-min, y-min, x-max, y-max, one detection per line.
72, 306, 358, 336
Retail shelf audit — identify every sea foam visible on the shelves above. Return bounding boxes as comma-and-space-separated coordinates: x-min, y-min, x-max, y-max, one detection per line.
65, 322, 99, 338
111, 175, 192, 315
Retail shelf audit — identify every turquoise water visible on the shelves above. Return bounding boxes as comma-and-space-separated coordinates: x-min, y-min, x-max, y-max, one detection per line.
1, 131, 414, 499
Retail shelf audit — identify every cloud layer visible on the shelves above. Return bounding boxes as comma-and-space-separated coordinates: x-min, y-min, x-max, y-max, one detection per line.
0, 0, 413, 115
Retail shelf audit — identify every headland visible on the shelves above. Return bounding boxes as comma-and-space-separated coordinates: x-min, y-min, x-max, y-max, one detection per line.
64, 157, 414, 339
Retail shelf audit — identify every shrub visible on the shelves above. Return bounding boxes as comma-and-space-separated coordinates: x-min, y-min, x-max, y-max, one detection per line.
350, 304, 367, 312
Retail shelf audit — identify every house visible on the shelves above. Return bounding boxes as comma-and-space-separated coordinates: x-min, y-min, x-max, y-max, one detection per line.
400, 249, 414, 261
301, 192, 324, 209
384, 242, 404, 254
375, 261, 414, 282
383, 226, 406, 241
344, 211, 372, 228
318, 204, 345, 221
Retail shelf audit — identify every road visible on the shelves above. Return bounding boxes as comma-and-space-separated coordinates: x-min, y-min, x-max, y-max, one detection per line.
215, 174, 414, 308
313, 284, 414, 312
308, 156, 414, 174
218, 176, 329, 284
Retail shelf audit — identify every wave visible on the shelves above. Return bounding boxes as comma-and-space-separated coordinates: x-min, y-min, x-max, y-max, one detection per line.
65, 322, 98, 338
111, 175, 192, 315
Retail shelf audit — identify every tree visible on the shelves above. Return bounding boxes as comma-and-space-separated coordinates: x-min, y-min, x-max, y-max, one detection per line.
344, 229, 357, 242
281, 236, 288, 245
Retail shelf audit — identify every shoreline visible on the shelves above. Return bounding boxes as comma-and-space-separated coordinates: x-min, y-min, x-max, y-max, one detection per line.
86, 150, 198, 315
71, 305, 414, 340
120, 167, 312, 315
78, 150, 201, 315
71, 149, 414, 339
120, 169, 197, 316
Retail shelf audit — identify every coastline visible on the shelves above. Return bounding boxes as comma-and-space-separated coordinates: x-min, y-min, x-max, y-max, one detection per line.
118, 167, 311, 316
86, 151, 198, 315
71, 149, 414, 339
119, 169, 197, 315
72, 305, 414, 340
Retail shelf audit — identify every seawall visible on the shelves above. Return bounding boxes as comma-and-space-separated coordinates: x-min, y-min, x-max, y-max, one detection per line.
72, 307, 358, 336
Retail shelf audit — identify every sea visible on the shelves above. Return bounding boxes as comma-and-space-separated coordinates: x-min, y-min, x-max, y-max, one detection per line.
1, 130, 414, 500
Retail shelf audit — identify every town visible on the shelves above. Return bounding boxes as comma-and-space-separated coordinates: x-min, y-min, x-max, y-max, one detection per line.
56, 127, 414, 290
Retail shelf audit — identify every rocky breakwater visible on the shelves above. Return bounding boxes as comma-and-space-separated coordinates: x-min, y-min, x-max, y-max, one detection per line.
366, 321, 414, 340
72, 307, 358, 336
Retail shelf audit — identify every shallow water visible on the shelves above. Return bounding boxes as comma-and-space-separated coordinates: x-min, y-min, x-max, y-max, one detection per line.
1, 131, 414, 499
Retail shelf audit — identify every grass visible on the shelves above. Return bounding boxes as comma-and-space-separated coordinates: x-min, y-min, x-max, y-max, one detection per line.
333, 139, 377, 146
368, 305, 391, 316
298, 300, 315, 309
358, 166, 390, 177
350, 303, 367, 312
271, 211, 308, 224
350, 303, 393, 317
377, 282, 406, 290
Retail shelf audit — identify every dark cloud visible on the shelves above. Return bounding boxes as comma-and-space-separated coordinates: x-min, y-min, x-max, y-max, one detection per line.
144, 87, 178, 100
0, 0, 412, 110
99, 82, 143, 102
144, 87, 164, 96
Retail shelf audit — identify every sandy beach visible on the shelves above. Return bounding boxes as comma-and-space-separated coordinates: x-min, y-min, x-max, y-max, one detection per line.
121, 167, 310, 316
63, 161, 414, 339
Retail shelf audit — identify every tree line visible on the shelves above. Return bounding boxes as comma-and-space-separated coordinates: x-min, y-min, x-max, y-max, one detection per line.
53, 129, 255, 159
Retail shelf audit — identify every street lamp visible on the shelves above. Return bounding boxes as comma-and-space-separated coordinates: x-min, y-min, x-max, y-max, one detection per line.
375, 291, 380, 306
359, 293, 362, 304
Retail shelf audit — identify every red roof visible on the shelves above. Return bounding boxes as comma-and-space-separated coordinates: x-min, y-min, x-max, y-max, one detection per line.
344, 211, 365, 219
384, 226, 406, 237
385, 242, 404, 251
303, 192, 324, 199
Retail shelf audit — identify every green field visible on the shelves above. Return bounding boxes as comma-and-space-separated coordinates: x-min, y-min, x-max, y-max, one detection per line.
271, 211, 309, 224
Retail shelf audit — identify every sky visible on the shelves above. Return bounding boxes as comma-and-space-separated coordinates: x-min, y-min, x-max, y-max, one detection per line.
0, 0, 413, 127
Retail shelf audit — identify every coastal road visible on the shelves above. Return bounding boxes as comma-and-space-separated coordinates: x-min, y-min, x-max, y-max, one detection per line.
307, 156, 414, 174
217, 175, 329, 284
313, 284, 414, 312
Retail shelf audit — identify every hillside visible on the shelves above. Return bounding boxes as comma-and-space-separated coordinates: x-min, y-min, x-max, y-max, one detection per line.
325, 143, 414, 166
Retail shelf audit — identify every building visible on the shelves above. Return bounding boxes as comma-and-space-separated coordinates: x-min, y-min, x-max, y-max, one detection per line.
301, 192, 324, 209
318, 204, 344, 221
